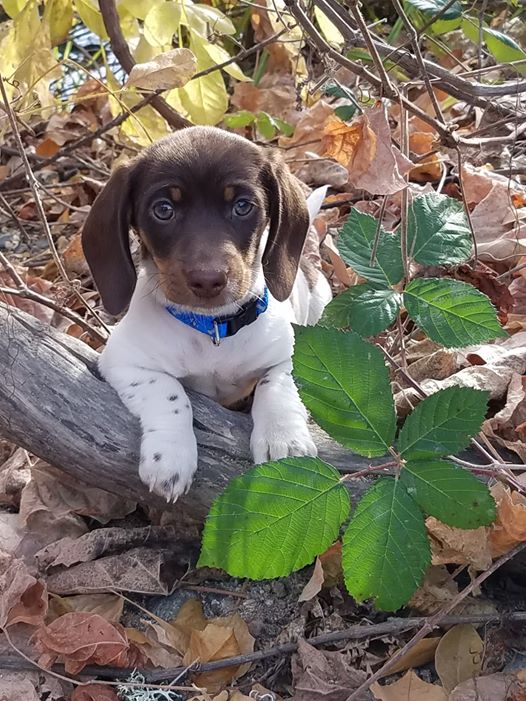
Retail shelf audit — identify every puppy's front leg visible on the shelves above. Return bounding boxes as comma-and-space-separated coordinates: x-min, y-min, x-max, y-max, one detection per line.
101, 365, 196, 502
250, 361, 317, 464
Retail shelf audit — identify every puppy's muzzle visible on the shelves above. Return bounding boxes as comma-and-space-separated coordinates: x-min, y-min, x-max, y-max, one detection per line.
185, 268, 228, 299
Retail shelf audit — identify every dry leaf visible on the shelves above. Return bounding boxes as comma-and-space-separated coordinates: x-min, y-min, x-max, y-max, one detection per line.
184, 612, 255, 693
127, 48, 197, 90
409, 566, 459, 614
291, 639, 368, 701
322, 114, 376, 171
148, 598, 207, 655
36, 525, 176, 570
47, 593, 124, 624
449, 672, 519, 701
371, 670, 447, 701
71, 685, 119, 701
384, 638, 441, 676
298, 557, 324, 602
0, 553, 48, 627
409, 132, 442, 183
35, 612, 143, 674
434, 624, 483, 693
0, 513, 22, 554
0, 679, 41, 701
45, 546, 185, 595
62, 233, 90, 276
489, 481, 526, 556
125, 626, 183, 668
20, 464, 136, 528
426, 517, 492, 570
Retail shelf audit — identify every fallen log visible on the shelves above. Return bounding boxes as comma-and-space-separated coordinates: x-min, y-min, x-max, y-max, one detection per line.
0, 302, 369, 523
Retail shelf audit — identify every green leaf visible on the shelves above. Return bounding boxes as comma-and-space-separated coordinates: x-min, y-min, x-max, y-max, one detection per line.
342, 478, 430, 611
404, 278, 506, 348
407, 193, 472, 265
293, 326, 396, 457
198, 457, 350, 579
400, 459, 496, 528
335, 104, 358, 121
256, 111, 277, 140
338, 210, 404, 287
462, 18, 526, 71
224, 110, 255, 129
398, 386, 489, 460
404, 0, 462, 21
320, 284, 401, 336
143, 2, 181, 47
273, 117, 294, 137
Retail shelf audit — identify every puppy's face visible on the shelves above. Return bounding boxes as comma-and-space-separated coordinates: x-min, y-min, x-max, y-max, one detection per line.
82, 126, 310, 316
132, 133, 269, 311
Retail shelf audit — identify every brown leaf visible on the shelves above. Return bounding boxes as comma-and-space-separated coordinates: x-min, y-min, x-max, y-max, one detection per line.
125, 626, 183, 668
0, 271, 55, 324
371, 670, 447, 701
489, 481, 526, 556
278, 100, 335, 165
34, 612, 143, 674
0, 513, 22, 554
322, 115, 376, 171
0, 447, 31, 507
62, 233, 90, 276
45, 545, 185, 595
298, 557, 324, 602
0, 553, 48, 628
291, 639, 368, 701
19, 464, 136, 529
434, 624, 483, 693
449, 672, 519, 701
409, 566, 459, 615
184, 612, 255, 693
127, 48, 197, 90
384, 638, 441, 676
47, 593, 124, 624
426, 517, 492, 570
36, 525, 176, 571
409, 132, 442, 183
71, 685, 119, 701
0, 679, 41, 701
36, 138, 61, 158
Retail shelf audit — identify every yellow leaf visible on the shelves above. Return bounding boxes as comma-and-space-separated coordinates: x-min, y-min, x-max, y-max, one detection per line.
120, 0, 161, 20
44, 0, 73, 46
201, 41, 250, 82
322, 114, 377, 170
314, 7, 344, 47
1, 0, 28, 18
73, 0, 108, 38
191, 4, 235, 35
176, 34, 228, 125
434, 624, 483, 693
143, 1, 181, 47
127, 48, 196, 90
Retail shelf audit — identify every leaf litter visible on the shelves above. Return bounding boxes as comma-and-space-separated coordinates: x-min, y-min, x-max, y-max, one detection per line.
3, 4, 526, 701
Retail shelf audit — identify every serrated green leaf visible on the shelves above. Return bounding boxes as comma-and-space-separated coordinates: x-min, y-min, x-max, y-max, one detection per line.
398, 386, 489, 460
462, 18, 526, 72
199, 457, 350, 579
293, 326, 396, 457
400, 459, 496, 528
342, 478, 430, 610
404, 278, 506, 348
407, 193, 472, 265
338, 210, 404, 287
404, 0, 462, 21
256, 111, 277, 140
320, 284, 401, 336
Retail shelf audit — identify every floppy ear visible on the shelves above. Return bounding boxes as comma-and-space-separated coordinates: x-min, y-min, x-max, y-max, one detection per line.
81, 162, 136, 316
261, 152, 310, 301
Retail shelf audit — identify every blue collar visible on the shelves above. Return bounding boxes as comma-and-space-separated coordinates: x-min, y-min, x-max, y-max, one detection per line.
165, 287, 269, 345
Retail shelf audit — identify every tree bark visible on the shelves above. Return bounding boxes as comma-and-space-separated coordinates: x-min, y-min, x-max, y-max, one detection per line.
0, 303, 372, 523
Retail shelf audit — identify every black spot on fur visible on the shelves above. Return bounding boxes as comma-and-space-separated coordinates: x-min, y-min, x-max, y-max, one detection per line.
130, 381, 140, 387
259, 379, 270, 386
149, 378, 157, 384
154, 452, 162, 462
168, 395, 178, 401
174, 409, 179, 414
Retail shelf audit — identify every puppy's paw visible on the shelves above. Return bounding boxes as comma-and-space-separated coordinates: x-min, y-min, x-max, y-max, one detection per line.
250, 417, 317, 464
139, 431, 198, 502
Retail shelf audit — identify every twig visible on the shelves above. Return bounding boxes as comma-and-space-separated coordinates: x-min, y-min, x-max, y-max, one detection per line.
0, 192, 30, 242
456, 147, 479, 264
391, 0, 444, 123
0, 76, 109, 336
98, 0, 191, 130
346, 542, 526, 700
3, 609, 524, 682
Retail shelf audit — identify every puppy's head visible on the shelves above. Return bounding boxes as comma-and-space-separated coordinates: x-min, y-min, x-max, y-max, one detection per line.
81, 126, 310, 316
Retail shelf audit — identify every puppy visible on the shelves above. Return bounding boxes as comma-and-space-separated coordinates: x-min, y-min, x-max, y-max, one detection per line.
82, 126, 331, 501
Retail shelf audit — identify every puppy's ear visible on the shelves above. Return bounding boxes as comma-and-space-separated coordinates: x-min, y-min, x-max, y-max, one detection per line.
261, 151, 310, 301
82, 162, 137, 316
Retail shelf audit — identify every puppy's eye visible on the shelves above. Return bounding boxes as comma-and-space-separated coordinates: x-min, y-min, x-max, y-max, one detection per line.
152, 199, 175, 221
233, 199, 254, 217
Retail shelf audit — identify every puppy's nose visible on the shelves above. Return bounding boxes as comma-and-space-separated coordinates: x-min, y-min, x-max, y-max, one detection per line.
186, 269, 228, 298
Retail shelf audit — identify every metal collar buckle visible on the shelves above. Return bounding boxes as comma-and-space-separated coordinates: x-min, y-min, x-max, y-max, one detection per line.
212, 321, 221, 346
